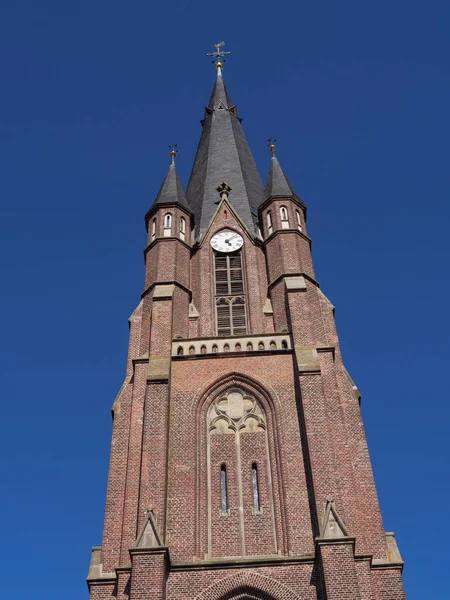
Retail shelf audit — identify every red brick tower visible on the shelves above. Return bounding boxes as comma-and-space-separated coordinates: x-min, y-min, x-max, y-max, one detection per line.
87, 47, 406, 600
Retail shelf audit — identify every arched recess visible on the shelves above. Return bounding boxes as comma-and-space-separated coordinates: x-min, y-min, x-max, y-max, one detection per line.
194, 571, 303, 600
194, 372, 288, 560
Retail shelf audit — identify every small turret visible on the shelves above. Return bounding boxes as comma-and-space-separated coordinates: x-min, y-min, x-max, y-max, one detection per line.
260, 140, 307, 238
143, 148, 193, 338
260, 143, 314, 331
145, 145, 192, 243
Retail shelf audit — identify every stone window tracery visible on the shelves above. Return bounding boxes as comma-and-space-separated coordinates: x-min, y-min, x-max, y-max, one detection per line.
206, 389, 276, 557
208, 390, 266, 436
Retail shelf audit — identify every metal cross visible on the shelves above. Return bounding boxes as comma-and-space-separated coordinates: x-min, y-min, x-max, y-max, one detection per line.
169, 142, 177, 164
268, 138, 277, 157
206, 41, 231, 67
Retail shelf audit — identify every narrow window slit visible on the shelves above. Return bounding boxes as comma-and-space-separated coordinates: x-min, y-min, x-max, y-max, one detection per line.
221, 464, 228, 513
252, 463, 260, 512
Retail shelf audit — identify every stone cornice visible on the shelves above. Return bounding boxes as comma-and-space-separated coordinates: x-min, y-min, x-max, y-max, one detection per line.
144, 235, 192, 256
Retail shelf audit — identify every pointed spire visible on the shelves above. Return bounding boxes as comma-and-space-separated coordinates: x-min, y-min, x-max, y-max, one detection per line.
151, 146, 191, 213
207, 67, 233, 110
263, 138, 300, 201
186, 51, 264, 236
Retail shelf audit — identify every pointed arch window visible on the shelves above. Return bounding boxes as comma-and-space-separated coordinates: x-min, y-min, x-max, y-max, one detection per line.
252, 463, 260, 512
296, 210, 302, 232
267, 211, 273, 236
179, 216, 186, 241
151, 218, 156, 241
163, 213, 172, 237
220, 464, 228, 513
207, 390, 277, 556
280, 206, 289, 229
214, 252, 247, 336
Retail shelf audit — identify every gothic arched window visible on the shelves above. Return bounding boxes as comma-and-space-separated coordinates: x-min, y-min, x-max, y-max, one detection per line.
220, 464, 228, 513
280, 206, 289, 229
151, 218, 156, 241
214, 252, 247, 336
163, 213, 172, 236
180, 216, 186, 241
207, 389, 276, 557
267, 211, 273, 236
252, 463, 260, 512
296, 209, 302, 232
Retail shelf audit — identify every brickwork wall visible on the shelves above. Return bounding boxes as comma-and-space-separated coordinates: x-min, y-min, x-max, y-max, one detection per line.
284, 278, 388, 559
138, 383, 170, 535
100, 381, 133, 572
167, 356, 312, 562
119, 361, 147, 564
240, 430, 276, 556
209, 433, 241, 557
130, 551, 168, 600
373, 569, 406, 600
166, 564, 320, 600
145, 240, 191, 292
319, 542, 362, 600
90, 190, 406, 600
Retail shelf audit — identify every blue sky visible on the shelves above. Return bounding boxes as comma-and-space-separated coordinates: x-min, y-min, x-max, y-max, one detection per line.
1, 1, 449, 598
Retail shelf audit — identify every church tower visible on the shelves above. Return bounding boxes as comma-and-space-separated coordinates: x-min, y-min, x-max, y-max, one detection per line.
87, 44, 406, 600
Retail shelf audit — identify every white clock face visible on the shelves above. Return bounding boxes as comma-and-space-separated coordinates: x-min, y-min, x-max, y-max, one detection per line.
210, 230, 244, 253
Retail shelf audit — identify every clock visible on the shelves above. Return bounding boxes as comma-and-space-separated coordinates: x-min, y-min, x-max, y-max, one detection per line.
210, 230, 244, 253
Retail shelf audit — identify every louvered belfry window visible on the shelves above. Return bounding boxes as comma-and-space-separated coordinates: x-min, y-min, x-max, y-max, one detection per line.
215, 252, 247, 336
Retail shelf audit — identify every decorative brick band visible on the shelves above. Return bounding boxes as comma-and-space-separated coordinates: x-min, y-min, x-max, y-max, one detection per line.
172, 333, 291, 357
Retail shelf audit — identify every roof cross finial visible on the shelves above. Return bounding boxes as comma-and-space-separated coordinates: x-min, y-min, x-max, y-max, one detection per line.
169, 142, 177, 165
216, 181, 232, 202
268, 138, 277, 157
206, 41, 231, 73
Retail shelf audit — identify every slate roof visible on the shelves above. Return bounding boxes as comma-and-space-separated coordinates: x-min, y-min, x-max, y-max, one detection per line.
152, 162, 191, 212
264, 156, 299, 201
186, 71, 264, 236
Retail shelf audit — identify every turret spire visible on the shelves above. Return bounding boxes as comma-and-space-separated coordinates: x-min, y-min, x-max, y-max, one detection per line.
147, 146, 191, 218
264, 149, 303, 204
